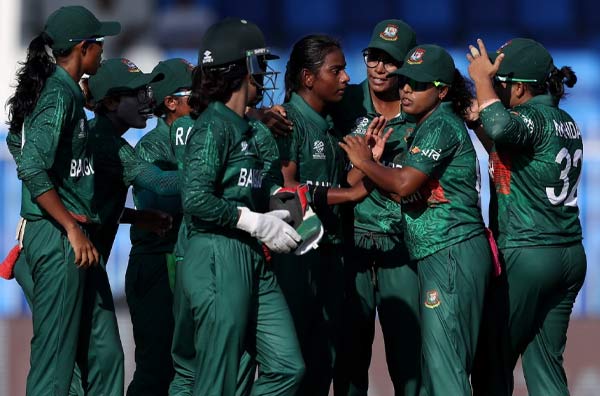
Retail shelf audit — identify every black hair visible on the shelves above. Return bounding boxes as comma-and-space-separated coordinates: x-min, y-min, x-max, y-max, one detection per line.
284, 34, 341, 102
444, 69, 474, 119
188, 62, 247, 119
527, 66, 576, 102
6, 33, 59, 134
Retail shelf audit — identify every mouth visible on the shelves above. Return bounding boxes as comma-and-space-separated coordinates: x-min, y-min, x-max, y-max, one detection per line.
401, 98, 412, 107
139, 106, 154, 118
371, 77, 387, 85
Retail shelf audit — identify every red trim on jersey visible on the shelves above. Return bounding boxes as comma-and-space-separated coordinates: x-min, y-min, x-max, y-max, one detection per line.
425, 178, 449, 205
490, 151, 512, 195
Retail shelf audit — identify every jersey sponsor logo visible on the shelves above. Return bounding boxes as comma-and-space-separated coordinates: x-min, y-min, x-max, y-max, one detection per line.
401, 179, 449, 210
77, 118, 86, 139
379, 24, 399, 41
553, 120, 581, 140
424, 290, 441, 308
421, 148, 441, 161
407, 48, 425, 65
70, 157, 94, 177
237, 168, 263, 188
410, 146, 421, 154
489, 151, 512, 195
202, 50, 213, 64
351, 117, 370, 135
175, 126, 192, 146
312, 140, 326, 160
381, 159, 402, 169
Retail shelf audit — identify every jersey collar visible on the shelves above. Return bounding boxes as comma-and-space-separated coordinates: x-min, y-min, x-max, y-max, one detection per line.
524, 94, 557, 108
289, 92, 331, 132
209, 101, 250, 133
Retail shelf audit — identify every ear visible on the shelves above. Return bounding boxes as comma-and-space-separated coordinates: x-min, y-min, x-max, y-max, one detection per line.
514, 82, 526, 98
438, 85, 449, 100
103, 96, 119, 111
302, 69, 314, 89
164, 96, 178, 112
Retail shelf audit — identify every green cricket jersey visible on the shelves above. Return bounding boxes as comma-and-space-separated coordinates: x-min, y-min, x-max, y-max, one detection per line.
277, 93, 346, 243
331, 80, 415, 235
14, 66, 99, 223
480, 95, 583, 248
402, 102, 484, 260
170, 115, 194, 170
130, 117, 182, 255
182, 101, 281, 235
90, 114, 180, 257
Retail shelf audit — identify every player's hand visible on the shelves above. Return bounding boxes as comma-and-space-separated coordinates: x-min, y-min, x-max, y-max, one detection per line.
66, 225, 99, 268
339, 135, 374, 170
466, 38, 504, 84
364, 116, 393, 162
135, 209, 173, 237
465, 98, 480, 123
253, 106, 293, 137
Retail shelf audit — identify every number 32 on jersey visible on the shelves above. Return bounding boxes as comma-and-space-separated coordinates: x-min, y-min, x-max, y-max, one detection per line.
546, 147, 582, 207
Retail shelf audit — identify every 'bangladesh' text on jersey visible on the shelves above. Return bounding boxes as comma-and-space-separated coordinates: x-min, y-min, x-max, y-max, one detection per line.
481, 95, 583, 248
402, 103, 484, 260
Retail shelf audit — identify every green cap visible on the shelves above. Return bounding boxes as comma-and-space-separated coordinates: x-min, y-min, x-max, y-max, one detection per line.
199, 18, 278, 67
151, 58, 194, 104
44, 6, 120, 51
389, 44, 455, 85
88, 58, 164, 101
364, 19, 416, 63
491, 38, 554, 83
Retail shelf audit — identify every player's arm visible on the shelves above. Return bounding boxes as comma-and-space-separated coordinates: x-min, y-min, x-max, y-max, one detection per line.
17, 88, 98, 267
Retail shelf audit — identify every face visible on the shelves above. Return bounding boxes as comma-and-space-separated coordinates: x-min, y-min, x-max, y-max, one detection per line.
81, 40, 104, 75
165, 89, 192, 118
400, 78, 448, 120
116, 86, 153, 129
309, 48, 350, 104
493, 79, 517, 108
364, 48, 401, 94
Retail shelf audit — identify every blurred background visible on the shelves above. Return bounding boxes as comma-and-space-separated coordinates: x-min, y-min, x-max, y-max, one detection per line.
1, 0, 599, 394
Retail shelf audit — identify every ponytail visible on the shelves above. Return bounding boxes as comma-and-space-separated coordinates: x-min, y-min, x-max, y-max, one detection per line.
446, 68, 473, 118
6, 33, 56, 134
527, 66, 576, 102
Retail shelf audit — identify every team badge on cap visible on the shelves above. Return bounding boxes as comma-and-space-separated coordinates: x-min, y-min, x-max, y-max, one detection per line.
379, 24, 399, 41
121, 58, 141, 73
202, 50, 214, 64
407, 48, 425, 65
424, 290, 441, 309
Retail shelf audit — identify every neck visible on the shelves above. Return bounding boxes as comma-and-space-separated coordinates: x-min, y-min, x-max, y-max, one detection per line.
105, 112, 130, 135
298, 88, 325, 114
56, 56, 84, 83
415, 101, 442, 126
165, 113, 178, 126
370, 87, 401, 119
225, 83, 249, 117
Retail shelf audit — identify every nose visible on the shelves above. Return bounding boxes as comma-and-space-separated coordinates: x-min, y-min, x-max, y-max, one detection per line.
340, 70, 350, 84
401, 83, 412, 93
374, 60, 386, 74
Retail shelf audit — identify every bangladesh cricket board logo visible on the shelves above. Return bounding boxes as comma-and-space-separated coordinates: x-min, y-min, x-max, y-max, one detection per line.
407, 48, 425, 65
424, 290, 441, 309
379, 24, 399, 41
313, 140, 326, 160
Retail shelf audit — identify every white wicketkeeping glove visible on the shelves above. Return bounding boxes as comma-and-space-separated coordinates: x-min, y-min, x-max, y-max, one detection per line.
236, 207, 301, 253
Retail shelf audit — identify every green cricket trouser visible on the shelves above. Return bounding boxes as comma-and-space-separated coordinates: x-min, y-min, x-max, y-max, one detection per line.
418, 233, 491, 396
335, 232, 420, 396
472, 242, 587, 396
21, 218, 124, 396
125, 252, 175, 396
271, 243, 344, 396
178, 230, 304, 396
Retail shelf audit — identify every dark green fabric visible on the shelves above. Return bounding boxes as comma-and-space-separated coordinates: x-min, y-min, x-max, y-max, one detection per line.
481, 97, 583, 249
151, 59, 194, 104
365, 20, 416, 63
418, 233, 491, 396
125, 253, 175, 396
490, 38, 554, 83
402, 103, 485, 260
271, 245, 344, 396
182, 102, 281, 234
21, 219, 123, 396
392, 45, 454, 85
88, 58, 163, 101
16, 66, 98, 222
336, 233, 420, 396
181, 231, 304, 395
130, 117, 181, 255
277, 93, 346, 244
472, 243, 586, 396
